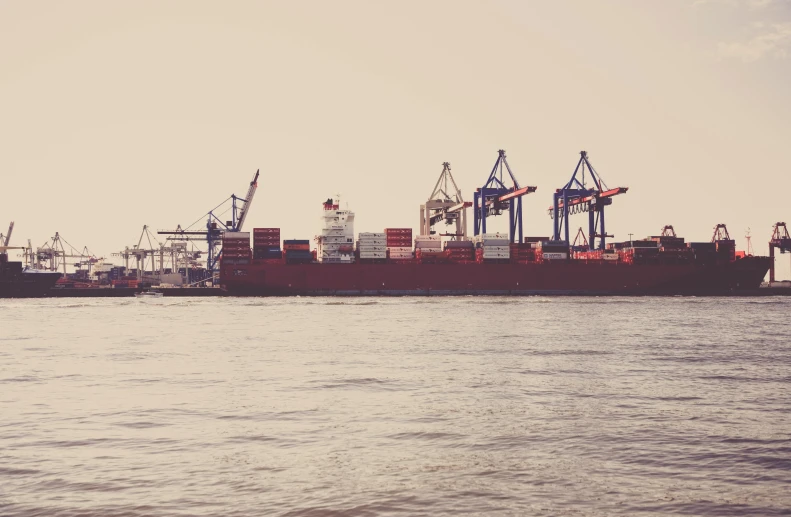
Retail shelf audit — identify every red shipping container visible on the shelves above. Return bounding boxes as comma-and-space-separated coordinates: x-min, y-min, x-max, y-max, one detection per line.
254, 228, 280, 235
385, 228, 412, 236
283, 243, 310, 251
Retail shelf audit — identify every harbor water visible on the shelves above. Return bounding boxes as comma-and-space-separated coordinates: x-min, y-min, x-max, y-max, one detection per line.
1, 297, 789, 516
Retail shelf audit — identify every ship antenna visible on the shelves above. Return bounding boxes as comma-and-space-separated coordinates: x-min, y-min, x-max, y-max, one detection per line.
746, 228, 753, 256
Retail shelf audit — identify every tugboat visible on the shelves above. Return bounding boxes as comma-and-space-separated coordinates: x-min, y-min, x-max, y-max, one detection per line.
134, 289, 164, 298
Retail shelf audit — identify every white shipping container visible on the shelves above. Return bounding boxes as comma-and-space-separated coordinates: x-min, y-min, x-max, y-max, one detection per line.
387, 247, 413, 253
482, 253, 510, 259
359, 238, 387, 246
481, 232, 509, 240
223, 232, 250, 240
479, 239, 510, 246
322, 257, 354, 263
320, 236, 353, 243
415, 235, 441, 241
602, 254, 619, 261
360, 252, 387, 259
389, 252, 414, 259
415, 241, 442, 249
483, 246, 510, 252
359, 232, 386, 238
542, 252, 568, 260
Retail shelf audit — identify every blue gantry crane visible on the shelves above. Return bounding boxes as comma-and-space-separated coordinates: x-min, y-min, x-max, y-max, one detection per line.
548, 151, 627, 250
158, 169, 259, 271
473, 150, 537, 243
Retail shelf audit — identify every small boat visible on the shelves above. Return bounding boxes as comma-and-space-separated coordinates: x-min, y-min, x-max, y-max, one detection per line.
134, 290, 164, 298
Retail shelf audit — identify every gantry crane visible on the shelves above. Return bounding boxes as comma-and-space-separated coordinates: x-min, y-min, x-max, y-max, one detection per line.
769, 222, 791, 283
711, 223, 732, 242
549, 151, 627, 250
34, 232, 99, 275
115, 225, 202, 283
473, 150, 537, 243
158, 169, 259, 271
420, 162, 471, 239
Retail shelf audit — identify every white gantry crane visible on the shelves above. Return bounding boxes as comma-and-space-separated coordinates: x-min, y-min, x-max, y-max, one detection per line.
420, 162, 471, 239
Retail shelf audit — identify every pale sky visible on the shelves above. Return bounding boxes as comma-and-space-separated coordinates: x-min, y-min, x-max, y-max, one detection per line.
2, 1, 790, 276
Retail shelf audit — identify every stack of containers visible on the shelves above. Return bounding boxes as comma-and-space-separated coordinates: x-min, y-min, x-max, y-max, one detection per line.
509, 242, 536, 263
222, 231, 251, 264
415, 235, 443, 263
416, 248, 450, 263
358, 232, 387, 260
474, 232, 510, 262
689, 242, 717, 265
386, 228, 413, 260
445, 240, 475, 262
652, 233, 694, 263
652, 234, 685, 250
536, 240, 569, 261
573, 249, 603, 261
715, 239, 736, 262
415, 235, 441, 251
283, 239, 312, 264
253, 228, 282, 260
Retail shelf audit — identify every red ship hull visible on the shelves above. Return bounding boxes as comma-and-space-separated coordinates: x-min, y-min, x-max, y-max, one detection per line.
220, 257, 770, 296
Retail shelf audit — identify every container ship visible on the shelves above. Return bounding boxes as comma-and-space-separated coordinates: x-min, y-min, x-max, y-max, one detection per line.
218, 150, 771, 296
0, 250, 62, 298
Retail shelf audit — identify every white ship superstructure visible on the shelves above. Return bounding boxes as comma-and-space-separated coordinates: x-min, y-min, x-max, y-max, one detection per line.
316, 198, 355, 263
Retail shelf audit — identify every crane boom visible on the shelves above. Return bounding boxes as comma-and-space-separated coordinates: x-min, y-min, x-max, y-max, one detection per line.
236, 170, 259, 232
3, 221, 13, 246
550, 187, 628, 211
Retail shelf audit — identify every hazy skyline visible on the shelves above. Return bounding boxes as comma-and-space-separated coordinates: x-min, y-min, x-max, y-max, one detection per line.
2, 1, 790, 275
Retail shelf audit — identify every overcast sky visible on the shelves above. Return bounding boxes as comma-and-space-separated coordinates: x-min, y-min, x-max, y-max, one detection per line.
2, 0, 790, 276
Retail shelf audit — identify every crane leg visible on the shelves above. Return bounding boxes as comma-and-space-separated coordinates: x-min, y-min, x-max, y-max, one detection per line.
599, 208, 606, 250
518, 197, 523, 244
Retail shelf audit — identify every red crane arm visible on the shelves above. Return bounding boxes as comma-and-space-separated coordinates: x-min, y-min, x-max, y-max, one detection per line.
551, 187, 628, 210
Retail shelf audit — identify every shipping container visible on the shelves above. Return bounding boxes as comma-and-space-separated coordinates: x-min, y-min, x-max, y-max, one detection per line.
223, 232, 250, 240
445, 240, 473, 249
689, 242, 716, 251
283, 243, 310, 251
254, 228, 280, 234
479, 233, 509, 240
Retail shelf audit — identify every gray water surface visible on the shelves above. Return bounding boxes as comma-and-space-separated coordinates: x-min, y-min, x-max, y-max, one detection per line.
1, 297, 789, 516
